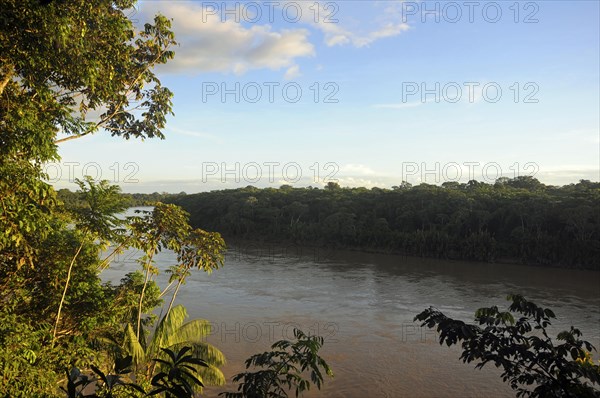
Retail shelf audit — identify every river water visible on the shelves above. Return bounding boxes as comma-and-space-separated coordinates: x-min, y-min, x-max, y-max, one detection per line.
102, 237, 600, 397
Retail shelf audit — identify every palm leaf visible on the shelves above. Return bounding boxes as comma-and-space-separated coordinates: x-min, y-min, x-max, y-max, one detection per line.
166, 341, 226, 368
197, 363, 226, 386
155, 342, 226, 386
171, 319, 213, 344
123, 323, 145, 365
139, 305, 228, 389
191, 342, 226, 367
147, 305, 187, 359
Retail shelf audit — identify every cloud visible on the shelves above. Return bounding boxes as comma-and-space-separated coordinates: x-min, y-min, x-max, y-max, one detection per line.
320, 21, 410, 48
141, 3, 314, 75
137, 1, 411, 79
284, 1, 410, 48
340, 164, 377, 176
284, 65, 301, 80
535, 167, 600, 185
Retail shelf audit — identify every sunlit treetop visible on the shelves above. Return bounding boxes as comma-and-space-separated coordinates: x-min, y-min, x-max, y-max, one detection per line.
0, 0, 176, 163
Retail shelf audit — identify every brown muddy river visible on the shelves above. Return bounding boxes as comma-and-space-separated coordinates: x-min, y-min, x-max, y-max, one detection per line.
103, 240, 600, 397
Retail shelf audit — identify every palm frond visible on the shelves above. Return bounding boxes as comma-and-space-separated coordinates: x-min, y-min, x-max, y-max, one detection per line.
197, 363, 226, 386
173, 319, 213, 343
190, 342, 227, 367
165, 340, 226, 367
147, 304, 187, 358
123, 323, 145, 365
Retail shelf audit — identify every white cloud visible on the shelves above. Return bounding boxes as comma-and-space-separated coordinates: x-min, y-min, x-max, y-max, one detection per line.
535, 167, 600, 185
340, 164, 377, 176
137, 1, 411, 79
283, 1, 410, 48
344, 23, 410, 48
141, 3, 314, 76
284, 65, 301, 80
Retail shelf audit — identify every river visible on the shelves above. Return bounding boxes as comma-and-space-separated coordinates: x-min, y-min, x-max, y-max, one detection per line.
102, 237, 600, 397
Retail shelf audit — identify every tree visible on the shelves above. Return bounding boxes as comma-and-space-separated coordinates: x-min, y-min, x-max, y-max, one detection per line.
61, 350, 206, 398
148, 347, 208, 398
127, 204, 191, 340
62, 356, 144, 398
168, 179, 599, 268
165, 228, 226, 318
324, 182, 341, 191
415, 295, 600, 397
1, 0, 176, 272
1, 0, 175, 148
122, 305, 226, 392
1, 2, 178, 395
53, 177, 130, 342
221, 328, 333, 398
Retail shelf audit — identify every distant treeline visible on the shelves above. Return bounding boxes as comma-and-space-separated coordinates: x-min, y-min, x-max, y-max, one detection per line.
168, 178, 599, 269
57, 177, 600, 269
56, 190, 185, 208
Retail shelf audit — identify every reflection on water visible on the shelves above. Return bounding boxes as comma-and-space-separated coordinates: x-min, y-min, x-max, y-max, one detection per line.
102, 241, 600, 397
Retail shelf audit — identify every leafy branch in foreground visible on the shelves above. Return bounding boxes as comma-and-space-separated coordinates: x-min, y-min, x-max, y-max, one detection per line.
62, 355, 144, 398
415, 295, 600, 397
221, 328, 333, 398
120, 304, 226, 390
62, 349, 205, 398
149, 347, 208, 398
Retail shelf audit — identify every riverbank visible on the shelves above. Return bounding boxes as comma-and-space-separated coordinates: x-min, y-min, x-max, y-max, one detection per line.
221, 236, 599, 271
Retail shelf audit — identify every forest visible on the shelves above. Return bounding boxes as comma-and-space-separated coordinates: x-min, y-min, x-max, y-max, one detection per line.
159, 179, 600, 269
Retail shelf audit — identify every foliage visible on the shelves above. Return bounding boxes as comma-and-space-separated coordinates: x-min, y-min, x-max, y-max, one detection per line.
0, 2, 233, 396
148, 347, 208, 398
221, 328, 333, 398
0, 312, 63, 396
53, 178, 131, 342
1, 0, 175, 272
0, 218, 124, 396
70, 177, 131, 241
167, 178, 600, 268
62, 349, 205, 398
62, 356, 144, 398
165, 228, 226, 316
127, 203, 192, 340
0, 158, 57, 269
1, 0, 176, 155
110, 271, 164, 336
415, 295, 600, 397
122, 304, 226, 390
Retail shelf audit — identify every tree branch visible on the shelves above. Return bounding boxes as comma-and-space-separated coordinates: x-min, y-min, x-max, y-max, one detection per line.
53, 236, 87, 344
97, 241, 128, 271
53, 43, 172, 145
0, 65, 13, 97
54, 131, 94, 144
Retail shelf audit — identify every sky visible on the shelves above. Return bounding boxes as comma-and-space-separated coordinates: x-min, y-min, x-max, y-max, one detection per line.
52, 0, 600, 193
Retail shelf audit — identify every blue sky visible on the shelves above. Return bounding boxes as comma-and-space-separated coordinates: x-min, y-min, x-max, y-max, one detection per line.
53, 1, 600, 193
